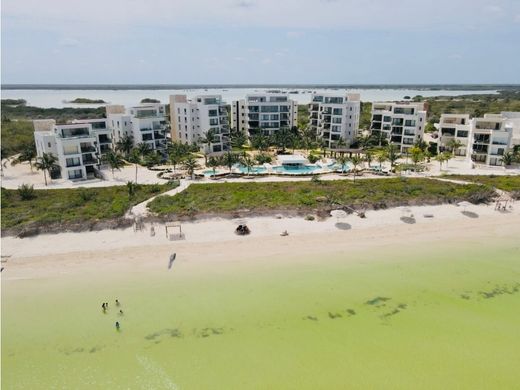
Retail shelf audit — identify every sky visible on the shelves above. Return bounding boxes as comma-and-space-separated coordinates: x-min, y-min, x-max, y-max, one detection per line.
2, 0, 520, 84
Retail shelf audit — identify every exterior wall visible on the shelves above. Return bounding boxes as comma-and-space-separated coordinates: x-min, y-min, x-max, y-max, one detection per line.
233, 94, 297, 136
370, 102, 426, 153
169, 94, 230, 154
470, 114, 512, 166
72, 119, 113, 154
309, 93, 360, 148
438, 114, 471, 156
107, 104, 168, 153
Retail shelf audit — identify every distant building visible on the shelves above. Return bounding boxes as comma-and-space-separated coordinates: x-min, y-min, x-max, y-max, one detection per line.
231, 94, 298, 136
308, 93, 360, 148
437, 114, 471, 156
437, 112, 518, 166
370, 102, 427, 153
106, 103, 169, 153
169, 94, 230, 153
34, 119, 108, 180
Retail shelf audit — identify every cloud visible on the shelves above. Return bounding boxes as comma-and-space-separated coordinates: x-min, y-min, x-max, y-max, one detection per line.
233, 0, 255, 8
261, 58, 272, 64
58, 37, 80, 47
287, 31, 304, 38
234, 56, 246, 62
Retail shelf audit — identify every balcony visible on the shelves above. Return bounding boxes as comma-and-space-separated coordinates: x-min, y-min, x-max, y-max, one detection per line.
82, 156, 97, 165
98, 136, 112, 144
154, 132, 165, 139
81, 145, 96, 153
492, 141, 508, 145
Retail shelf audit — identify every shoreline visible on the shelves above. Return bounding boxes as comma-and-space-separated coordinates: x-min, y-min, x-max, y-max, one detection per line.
2, 202, 518, 265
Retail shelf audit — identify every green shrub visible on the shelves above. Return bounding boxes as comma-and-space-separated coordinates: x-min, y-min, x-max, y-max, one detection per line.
17, 184, 36, 200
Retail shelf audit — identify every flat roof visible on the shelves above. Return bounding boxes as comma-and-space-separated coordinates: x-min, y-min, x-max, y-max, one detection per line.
277, 154, 307, 164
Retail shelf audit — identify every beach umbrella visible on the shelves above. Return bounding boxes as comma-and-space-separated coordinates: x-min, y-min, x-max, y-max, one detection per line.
330, 209, 348, 219
457, 201, 472, 211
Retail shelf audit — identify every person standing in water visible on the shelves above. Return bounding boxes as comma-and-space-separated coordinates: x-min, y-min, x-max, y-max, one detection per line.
115, 322, 120, 330
115, 299, 120, 307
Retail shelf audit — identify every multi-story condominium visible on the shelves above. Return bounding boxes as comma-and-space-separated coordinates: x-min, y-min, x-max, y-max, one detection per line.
231, 94, 298, 136
71, 119, 112, 154
169, 94, 230, 153
34, 120, 105, 180
437, 112, 519, 166
370, 102, 427, 153
106, 103, 169, 153
470, 114, 513, 166
308, 93, 360, 148
437, 114, 471, 156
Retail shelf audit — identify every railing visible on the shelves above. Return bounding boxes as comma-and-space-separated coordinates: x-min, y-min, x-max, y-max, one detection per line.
81, 146, 96, 153
66, 162, 81, 168
492, 141, 508, 145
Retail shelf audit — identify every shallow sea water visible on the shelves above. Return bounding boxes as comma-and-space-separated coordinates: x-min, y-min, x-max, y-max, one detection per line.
2, 240, 520, 389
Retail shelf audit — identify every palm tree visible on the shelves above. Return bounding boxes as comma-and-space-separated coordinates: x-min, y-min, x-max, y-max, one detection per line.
386, 144, 400, 170
222, 151, 238, 173
349, 154, 363, 182
34, 152, 59, 186
446, 139, 463, 156
356, 134, 372, 149
364, 151, 373, 168
181, 155, 200, 179
116, 135, 133, 157
376, 152, 387, 171
127, 148, 142, 183
144, 152, 162, 168
231, 131, 247, 150
206, 156, 221, 177
251, 134, 269, 151
102, 151, 125, 178
274, 128, 293, 153
240, 154, 256, 176
136, 142, 151, 159
11, 143, 36, 171
336, 155, 349, 174
168, 150, 183, 174
409, 146, 424, 168
502, 151, 515, 166
434, 153, 446, 171
199, 130, 216, 162
441, 151, 453, 168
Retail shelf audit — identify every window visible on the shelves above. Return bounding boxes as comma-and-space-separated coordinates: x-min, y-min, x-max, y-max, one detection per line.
48, 142, 51, 147
68, 169, 83, 180
405, 119, 416, 127
457, 130, 468, 138
332, 117, 342, 124
383, 116, 391, 122
209, 118, 219, 126
333, 108, 342, 115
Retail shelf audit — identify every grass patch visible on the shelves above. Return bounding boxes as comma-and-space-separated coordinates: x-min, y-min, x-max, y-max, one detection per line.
147, 178, 494, 217
1, 182, 179, 233
443, 175, 520, 196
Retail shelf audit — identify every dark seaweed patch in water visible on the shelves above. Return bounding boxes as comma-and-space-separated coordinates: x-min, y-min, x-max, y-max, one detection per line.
89, 346, 103, 354
478, 283, 520, 299
346, 309, 356, 316
365, 297, 391, 306
328, 312, 342, 319
304, 315, 318, 321
460, 294, 471, 300
61, 347, 85, 355
145, 328, 183, 341
193, 327, 227, 338
381, 303, 408, 319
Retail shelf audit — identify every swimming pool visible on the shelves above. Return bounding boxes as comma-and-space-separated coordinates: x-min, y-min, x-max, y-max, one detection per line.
271, 165, 320, 174
235, 165, 268, 174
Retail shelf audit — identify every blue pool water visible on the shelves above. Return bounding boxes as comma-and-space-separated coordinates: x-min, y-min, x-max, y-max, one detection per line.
272, 165, 319, 174
235, 165, 268, 174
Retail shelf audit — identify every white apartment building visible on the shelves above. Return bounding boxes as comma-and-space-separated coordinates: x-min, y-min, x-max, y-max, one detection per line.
169, 95, 230, 153
438, 114, 471, 156
308, 93, 361, 148
106, 103, 169, 153
34, 120, 105, 180
370, 102, 427, 152
231, 94, 298, 136
471, 114, 513, 166
437, 112, 519, 166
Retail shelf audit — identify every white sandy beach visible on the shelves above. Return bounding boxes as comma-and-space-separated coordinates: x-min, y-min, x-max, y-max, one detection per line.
2, 202, 519, 282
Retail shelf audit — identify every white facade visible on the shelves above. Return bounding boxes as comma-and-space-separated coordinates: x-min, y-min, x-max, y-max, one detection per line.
106, 103, 169, 152
34, 120, 104, 181
169, 95, 230, 154
309, 93, 360, 148
437, 112, 519, 166
471, 114, 513, 166
231, 94, 298, 136
438, 114, 471, 156
370, 102, 427, 152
